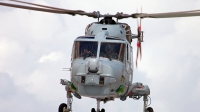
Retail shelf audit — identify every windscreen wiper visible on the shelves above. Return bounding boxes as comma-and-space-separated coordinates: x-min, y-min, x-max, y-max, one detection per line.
83, 51, 93, 60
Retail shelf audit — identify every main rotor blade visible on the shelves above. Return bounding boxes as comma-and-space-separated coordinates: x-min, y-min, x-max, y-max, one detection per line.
0, 1, 97, 17
133, 10, 200, 18
2, 0, 200, 19
9, 0, 77, 11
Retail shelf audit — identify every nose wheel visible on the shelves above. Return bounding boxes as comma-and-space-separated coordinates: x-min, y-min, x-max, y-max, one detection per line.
90, 99, 106, 112
101, 108, 105, 112
91, 108, 95, 112
147, 107, 154, 112
91, 108, 105, 112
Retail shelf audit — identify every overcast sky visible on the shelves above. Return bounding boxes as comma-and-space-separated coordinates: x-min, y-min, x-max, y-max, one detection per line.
0, 0, 200, 112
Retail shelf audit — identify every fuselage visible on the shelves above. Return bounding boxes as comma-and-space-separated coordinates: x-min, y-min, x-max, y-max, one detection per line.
70, 22, 134, 100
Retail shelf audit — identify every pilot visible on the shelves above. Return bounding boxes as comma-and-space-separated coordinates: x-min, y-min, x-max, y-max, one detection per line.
111, 52, 118, 59
81, 48, 89, 57
105, 44, 118, 59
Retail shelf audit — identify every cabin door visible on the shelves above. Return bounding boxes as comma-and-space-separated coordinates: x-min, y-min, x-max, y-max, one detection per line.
126, 45, 133, 84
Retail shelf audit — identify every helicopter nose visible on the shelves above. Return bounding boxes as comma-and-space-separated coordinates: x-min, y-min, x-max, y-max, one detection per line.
87, 59, 99, 73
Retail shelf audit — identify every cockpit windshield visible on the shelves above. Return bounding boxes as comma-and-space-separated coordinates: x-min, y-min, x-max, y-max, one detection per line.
73, 41, 98, 59
100, 42, 125, 61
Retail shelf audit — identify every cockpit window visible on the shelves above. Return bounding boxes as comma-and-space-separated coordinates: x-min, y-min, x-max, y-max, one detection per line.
100, 42, 125, 61
73, 41, 98, 59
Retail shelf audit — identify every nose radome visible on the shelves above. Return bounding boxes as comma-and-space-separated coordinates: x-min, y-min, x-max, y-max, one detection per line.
87, 59, 99, 73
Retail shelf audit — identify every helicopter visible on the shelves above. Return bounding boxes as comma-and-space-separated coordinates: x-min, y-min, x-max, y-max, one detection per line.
1, 0, 200, 112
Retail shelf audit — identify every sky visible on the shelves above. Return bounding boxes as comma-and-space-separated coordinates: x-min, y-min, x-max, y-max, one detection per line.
0, 0, 200, 112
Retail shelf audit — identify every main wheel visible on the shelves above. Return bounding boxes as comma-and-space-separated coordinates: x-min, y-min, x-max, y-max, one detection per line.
147, 107, 154, 112
58, 103, 67, 112
91, 108, 96, 112
101, 108, 105, 112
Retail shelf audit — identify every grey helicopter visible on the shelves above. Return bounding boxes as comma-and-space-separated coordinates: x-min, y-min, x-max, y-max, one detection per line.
1, 0, 200, 112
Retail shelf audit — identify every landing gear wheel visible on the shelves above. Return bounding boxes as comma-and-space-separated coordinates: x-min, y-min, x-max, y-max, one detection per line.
147, 107, 154, 112
91, 108, 96, 112
58, 103, 67, 112
101, 108, 105, 112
